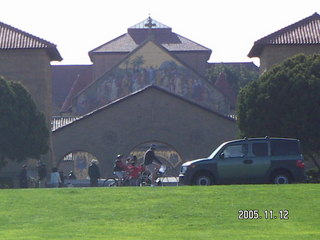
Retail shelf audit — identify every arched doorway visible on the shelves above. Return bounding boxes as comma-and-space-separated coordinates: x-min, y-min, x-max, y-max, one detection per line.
58, 151, 100, 179
129, 141, 183, 176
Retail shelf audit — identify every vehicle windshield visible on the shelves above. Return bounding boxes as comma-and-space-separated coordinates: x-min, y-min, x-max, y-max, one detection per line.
208, 142, 228, 159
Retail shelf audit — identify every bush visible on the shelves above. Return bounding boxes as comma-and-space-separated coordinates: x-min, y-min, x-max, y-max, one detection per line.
306, 168, 320, 183
0, 177, 13, 188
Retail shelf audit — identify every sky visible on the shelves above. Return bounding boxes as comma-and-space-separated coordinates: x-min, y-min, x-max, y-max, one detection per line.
1, 0, 319, 66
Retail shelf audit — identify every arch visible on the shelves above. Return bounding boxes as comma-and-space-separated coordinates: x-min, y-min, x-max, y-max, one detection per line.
129, 140, 183, 175
57, 150, 100, 180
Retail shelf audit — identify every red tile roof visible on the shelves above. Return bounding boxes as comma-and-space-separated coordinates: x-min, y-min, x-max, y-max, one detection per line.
0, 21, 62, 61
248, 12, 320, 57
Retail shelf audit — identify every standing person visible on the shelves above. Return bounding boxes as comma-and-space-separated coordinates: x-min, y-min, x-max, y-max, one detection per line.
19, 164, 28, 188
37, 162, 47, 188
143, 144, 162, 186
59, 171, 65, 187
88, 159, 101, 187
50, 167, 62, 188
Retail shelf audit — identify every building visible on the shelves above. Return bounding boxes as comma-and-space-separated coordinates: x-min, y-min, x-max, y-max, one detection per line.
0, 21, 62, 186
248, 12, 320, 73
52, 17, 240, 178
53, 17, 238, 117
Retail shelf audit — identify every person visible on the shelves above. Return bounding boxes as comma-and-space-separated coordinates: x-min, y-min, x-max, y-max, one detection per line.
59, 171, 65, 187
113, 154, 128, 184
127, 156, 143, 186
50, 167, 62, 188
88, 159, 101, 187
37, 162, 47, 188
143, 144, 162, 186
19, 164, 28, 188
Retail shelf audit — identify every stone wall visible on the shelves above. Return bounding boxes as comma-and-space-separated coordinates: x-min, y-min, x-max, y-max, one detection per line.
52, 86, 237, 178
0, 49, 54, 186
259, 45, 320, 73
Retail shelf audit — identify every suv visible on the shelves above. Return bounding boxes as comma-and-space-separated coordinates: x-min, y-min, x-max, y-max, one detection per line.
179, 137, 306, 185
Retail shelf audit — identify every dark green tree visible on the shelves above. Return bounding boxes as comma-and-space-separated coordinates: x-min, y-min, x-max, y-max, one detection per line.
206, 63, 259, 94
237, 54, 320, 169
0, 76, 49, 169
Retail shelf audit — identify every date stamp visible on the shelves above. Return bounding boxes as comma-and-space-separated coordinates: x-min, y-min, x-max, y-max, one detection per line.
238, 209, 289, 220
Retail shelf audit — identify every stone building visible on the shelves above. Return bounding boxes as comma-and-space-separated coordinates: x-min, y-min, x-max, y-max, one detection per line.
0, 21, 62, 118
0, 21, 62, 186
52, 17, 239, 178
53, 17, 234, 117
248, 12, 320, 73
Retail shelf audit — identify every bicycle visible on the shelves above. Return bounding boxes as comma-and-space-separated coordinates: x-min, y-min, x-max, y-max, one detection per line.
103, 175, 130, 187
137, 165, 166, 186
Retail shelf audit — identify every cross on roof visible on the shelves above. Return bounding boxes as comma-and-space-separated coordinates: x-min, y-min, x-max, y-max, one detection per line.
145, 16, 157, 29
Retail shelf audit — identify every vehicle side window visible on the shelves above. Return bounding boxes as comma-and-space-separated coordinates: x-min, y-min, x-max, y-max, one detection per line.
271, 140, 300, 156
222, 144, 248, 158
252, 143, 268, 156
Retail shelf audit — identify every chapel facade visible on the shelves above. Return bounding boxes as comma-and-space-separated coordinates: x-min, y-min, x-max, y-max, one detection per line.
53, 17, 233, 118
51, 17, 240, 178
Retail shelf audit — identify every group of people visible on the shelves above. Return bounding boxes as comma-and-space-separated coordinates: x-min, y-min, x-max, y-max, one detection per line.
18, 162, 76, 188
88, 144, 163, 187
18, 144, 162, 188
112, 144, 163, 186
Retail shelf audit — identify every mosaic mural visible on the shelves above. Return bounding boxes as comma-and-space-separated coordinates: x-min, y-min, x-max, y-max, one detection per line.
73, 43, 227, 115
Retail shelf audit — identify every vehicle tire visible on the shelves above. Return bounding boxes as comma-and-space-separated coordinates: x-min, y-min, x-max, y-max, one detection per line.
271, 171, 291, 184
104, 178, 117, 187
193, 173, 214, 186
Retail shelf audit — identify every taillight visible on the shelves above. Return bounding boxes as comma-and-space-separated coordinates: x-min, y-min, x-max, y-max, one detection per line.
296, 160, 305, 168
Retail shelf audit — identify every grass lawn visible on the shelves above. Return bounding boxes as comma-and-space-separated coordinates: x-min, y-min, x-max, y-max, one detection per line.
0, 184, 319, 240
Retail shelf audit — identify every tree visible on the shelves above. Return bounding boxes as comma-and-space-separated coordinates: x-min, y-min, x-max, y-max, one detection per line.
0, 76, 49, 170
206, 63, 259, 94
237, 54, 320, 169
206, 63, 259, 111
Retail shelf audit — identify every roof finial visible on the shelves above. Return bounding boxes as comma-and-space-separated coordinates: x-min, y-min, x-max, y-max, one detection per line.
145, 15, 156, 29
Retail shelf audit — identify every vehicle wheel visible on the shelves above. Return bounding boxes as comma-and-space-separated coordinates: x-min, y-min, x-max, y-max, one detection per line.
271, 171, 291, 184
193, 173, 214, 186
104, 178, 117, 187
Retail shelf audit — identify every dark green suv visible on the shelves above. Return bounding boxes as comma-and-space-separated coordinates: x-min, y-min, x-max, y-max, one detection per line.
179, 137, 306, 185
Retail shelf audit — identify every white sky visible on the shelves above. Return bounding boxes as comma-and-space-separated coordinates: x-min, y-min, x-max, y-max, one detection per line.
1, 0, 319, 65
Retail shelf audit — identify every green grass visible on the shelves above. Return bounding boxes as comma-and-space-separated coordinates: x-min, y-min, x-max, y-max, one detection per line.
0, 184, 319, 239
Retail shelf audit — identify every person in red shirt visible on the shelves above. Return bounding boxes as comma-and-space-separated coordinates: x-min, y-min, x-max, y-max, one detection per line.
127, 156, 144, 186
113, 154, 128, 184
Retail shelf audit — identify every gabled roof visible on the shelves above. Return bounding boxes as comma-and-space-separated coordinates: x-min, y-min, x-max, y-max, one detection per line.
89, 17, 211, 58
248, 12, 320, 57
0, 21, 62, 61
72, 39, 227, 116
53, 85, 235, 132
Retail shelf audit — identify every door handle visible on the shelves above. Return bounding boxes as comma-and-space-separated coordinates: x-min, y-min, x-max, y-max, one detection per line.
243, 159, 253, 164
